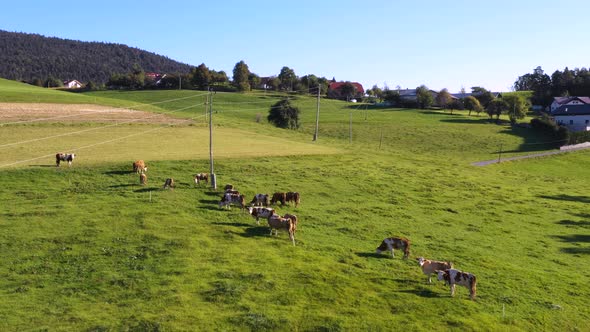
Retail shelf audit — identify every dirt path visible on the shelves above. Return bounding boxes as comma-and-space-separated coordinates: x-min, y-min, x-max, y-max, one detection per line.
0, 103, 191, 124
472, 145, 590, 166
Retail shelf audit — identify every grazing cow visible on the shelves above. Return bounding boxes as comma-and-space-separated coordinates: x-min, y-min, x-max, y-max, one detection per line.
375, 237, 410, 259
270, 192, 286, 206
194, 173, 208, 186
285, 192, 301, 207
133, 160, 147, 173
139, 173, 147, 186
56, 153, 75, 167
417, 257, 453, 283
283, 213, 298, 232
268, 214, 296, 246
248, 206, 275, 225
219, 193, 245, 209
250, 194, 270, 207
224, 184, 234, 191
436, 269, 477, 300
162, 178, 175, 190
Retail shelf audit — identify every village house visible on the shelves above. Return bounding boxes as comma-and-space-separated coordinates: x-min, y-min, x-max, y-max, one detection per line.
63, 80, 82, 89
549, 96, 590, 113
552, 104, 590, 132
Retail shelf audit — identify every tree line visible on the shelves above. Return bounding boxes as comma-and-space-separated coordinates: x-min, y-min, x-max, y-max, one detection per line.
513, 66, 590, 106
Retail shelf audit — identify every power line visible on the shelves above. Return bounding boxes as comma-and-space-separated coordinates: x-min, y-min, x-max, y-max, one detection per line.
0, 103, 205, 149
0, 112, 208, 168
0, 92, 209, 126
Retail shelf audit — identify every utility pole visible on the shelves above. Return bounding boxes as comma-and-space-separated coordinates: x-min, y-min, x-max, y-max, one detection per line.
313, 86, 320, 141
179, 75, 181, 90
208, 90, 217, 189
498, 143, 503, 163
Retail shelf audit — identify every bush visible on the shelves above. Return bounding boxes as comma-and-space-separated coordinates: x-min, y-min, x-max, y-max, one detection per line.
530, 116, 569, 147
568, 130, 590, 145
268, 99, 300, 129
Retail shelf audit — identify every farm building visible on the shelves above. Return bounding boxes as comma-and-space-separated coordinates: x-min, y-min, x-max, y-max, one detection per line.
552, 104, 590, 131
63, 80, 83, 89
549, 96, 590, 113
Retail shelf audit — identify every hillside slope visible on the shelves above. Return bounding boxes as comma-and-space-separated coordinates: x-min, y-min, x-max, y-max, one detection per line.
0, 30, 192, 83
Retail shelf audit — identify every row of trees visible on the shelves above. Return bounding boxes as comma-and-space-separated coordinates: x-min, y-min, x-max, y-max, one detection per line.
514, 66, 590, 106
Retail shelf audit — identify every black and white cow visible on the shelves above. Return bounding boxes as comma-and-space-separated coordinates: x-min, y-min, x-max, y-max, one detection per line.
219, 193, 245, 209
375, 237, 410, 259
250, 194, 270, 207
247, 206, 275, 224
436, 268, 477, 300
56, 153, 75, 167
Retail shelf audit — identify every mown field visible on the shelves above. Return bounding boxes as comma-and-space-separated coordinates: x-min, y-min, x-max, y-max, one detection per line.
0, 80, 589, 331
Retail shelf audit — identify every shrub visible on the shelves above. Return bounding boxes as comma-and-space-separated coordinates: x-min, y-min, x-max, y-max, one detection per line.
530, 115, 569, 147
268, 99, 300, 129
568, 130, 590, 145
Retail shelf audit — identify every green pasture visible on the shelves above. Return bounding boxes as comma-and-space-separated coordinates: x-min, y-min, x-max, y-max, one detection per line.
0, 81, 589, 331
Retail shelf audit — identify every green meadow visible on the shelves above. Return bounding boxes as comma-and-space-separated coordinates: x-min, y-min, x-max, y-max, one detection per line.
0, 80, 589, 331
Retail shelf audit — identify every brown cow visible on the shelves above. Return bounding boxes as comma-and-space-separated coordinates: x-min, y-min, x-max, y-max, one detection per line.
139, 173, 147, 186
270, 192, 286, 205
283, 213, 298, 232
417, 257, 453, 283
133, 160, 147, 173
286, 192, 301, 207
375, 237, 410, 259
268, 214, 296, 246
436, 269, 477, 300
162, 178, 175, 190
224, 184, 234, 191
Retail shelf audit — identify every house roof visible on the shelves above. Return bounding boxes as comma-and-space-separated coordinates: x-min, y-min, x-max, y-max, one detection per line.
553, 96, 590, 105
328, 82, 364, 94
553, 104, 590, 116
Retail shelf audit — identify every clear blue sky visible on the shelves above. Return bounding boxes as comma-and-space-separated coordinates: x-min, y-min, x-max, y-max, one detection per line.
2, 0, 589, 92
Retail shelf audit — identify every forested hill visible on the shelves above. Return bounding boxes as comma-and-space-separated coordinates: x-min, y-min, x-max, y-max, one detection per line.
0, 30, 193, 84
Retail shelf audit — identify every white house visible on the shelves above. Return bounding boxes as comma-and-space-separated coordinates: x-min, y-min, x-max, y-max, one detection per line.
550, 96, 590, 113
552, 104, 590, 131
63, 80, 83, 89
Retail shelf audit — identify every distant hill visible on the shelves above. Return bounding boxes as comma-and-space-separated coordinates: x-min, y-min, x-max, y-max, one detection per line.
0, 30, 193, 84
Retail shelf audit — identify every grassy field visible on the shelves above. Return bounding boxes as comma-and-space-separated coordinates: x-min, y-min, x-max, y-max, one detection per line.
1, 81, 589, 331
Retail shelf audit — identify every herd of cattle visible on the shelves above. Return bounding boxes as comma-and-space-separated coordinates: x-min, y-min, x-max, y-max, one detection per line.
56, 155, 478, 300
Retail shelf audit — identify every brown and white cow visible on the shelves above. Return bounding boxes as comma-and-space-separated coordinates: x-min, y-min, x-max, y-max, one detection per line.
219, 193, 245, 209
285, 192, 301, 207
417, 257, 453, 283
436, 268, 477, 300
133, 160, 147, 173
194, 173, 208, 186
247, 206, 275, 225
224, 184, 234, 191
56, 153, 75, 167
268, 214, 296, 246
375, 237, 410, 259
250, 194, 270, 207
283, 213, 298, 232
225, 189, 240, 195
139, 173, 147, 186
270, 192, 286, 206
162, 178, 175, 190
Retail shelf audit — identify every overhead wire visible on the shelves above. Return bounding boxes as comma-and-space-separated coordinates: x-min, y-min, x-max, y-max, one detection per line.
0, 92, 210, 126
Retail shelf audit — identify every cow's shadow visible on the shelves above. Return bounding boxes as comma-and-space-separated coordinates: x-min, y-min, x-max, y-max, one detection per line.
199, 199, 220, 205
28, 164, 55, 168
211, 222, 252, 227
134, 187, 159, 193
233, 226, 269, 238
398, 287, 440, 298
109, 184, 135, 188
355, 252, 391, 259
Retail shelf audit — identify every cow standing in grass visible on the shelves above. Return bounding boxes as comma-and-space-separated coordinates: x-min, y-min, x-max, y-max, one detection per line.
250, 194, 270, 207
56, 153, 75, 167
248, 206, 275, 225
194, 173, 208, 186
268, 214, 296, 246
436, 269, 477, 300
219, 193, 245, 210
133, 160, 147, 173
140, 173, 147, 186
162, 178, 174, 190
417, 257, 453, 283
270, 192, 286, 206
286, 192, 301, 207
375, 237, 410, 259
